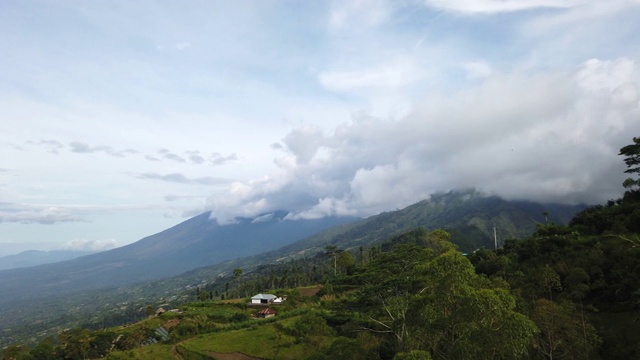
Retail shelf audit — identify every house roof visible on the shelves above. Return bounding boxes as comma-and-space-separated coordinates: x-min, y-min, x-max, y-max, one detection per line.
257, 308, 277, 315
251, 293, 277, 300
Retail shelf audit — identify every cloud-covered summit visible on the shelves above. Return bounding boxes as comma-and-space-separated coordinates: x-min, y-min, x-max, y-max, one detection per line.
207, 58, 640, 224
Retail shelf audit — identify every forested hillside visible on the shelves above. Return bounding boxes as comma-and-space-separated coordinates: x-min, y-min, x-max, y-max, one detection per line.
4, 214, 639, 359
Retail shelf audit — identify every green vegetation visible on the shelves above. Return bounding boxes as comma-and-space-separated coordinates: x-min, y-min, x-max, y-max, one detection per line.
2, 136, 640, 359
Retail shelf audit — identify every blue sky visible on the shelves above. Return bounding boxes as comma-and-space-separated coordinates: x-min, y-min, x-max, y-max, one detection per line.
1, 0, 639, 255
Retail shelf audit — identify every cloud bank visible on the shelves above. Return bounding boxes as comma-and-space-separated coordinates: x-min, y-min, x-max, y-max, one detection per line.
207, 58, 640, 223
0, 203, 86, 225
63, 238, 118, 251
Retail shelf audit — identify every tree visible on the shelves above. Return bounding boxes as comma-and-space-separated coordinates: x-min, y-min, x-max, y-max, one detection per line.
412, 251, 538, 359
0, 344, 30, 360
233, 268, 243, 279
291, 312, 334, 345
353, 231, 537, 357
620, 136, 640, 196
336, 251, 356, 275
325, 246, 340, 276
538, 265, 562, 301
531, 299, 600, 360
27, 337, 58, 360
355, 243, 435, 350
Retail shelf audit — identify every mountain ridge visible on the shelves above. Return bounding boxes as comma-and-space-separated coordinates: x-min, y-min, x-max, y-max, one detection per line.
0, 190, 586, 345
122, 190, 587, 296
0, 212, 355, 307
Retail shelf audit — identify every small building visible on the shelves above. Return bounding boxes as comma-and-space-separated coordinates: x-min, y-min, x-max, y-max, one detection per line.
154, 326, 170, 341
251, 293, 277, 304
155, 307, 166, 316
273, 296, 287, 303
255, 308, 277, 318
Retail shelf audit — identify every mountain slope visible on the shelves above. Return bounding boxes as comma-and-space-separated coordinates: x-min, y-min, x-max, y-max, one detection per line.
269, 190, 585, 256
0, 250, 97, 271
140, 190, 587, 291
0, 212, 354, 307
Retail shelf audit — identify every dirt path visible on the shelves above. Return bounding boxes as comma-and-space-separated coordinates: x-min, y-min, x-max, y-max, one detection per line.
208, 351, 264, 360
171, 344, 184, 360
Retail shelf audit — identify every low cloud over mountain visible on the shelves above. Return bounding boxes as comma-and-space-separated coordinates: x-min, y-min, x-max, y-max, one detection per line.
207, 59, 640, 223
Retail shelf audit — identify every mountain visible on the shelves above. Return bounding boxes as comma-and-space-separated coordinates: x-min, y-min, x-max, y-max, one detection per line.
121, 190, 587, 297
0, 212, 354, 308
263, 189, 586, 257
0, 190, 586, 346
0, 250, 98, 271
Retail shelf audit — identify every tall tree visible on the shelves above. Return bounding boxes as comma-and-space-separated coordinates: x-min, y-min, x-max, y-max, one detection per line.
531, 299, 600, 360
620, 136, 640, 194
352, 230, 537, 358
325, 246, 340, 276
412, 251, 538, 359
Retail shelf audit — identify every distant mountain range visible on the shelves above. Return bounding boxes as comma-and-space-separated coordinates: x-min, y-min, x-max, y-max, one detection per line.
152, 190, 587, 287
0, 212, 354, 308
0, 190, 586, 344
0, 250, 98, 271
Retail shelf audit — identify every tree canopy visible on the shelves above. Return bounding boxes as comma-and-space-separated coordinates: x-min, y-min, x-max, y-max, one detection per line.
620, 136, 640, 198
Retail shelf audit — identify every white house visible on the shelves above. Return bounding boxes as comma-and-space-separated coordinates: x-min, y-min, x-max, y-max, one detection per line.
251, 293, 277, 304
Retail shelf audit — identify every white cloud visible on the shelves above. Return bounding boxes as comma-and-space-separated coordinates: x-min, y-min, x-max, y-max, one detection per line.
464, 61, 493, 79
424, 0, 589, 14
319, 56, 428, 92
281, 126, 326, 164
207, 58, 640, 223
0, 203, 86, 224
576, 58, 637, 92
209, 152, 238, 166
137, 172, 233, 186
329, 0, 392, 30
63, 238, 118, 251
527, 0, 640, 32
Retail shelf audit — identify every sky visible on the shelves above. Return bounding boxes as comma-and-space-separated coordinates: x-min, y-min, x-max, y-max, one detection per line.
1, 0, 640, 256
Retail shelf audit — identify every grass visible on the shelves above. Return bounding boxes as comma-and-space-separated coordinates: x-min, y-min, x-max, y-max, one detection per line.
107, 344, 176, 359
106, 294, 325, 359
181, 302, 248, 319
177, 316, 311, 359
